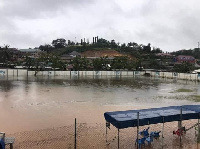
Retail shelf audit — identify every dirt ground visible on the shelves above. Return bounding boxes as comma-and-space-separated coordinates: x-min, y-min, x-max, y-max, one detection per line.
6, 119, 200, 149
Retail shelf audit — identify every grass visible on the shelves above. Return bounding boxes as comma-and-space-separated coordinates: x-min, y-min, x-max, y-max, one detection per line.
175, 88, 193, 92
190, 95, 200, 102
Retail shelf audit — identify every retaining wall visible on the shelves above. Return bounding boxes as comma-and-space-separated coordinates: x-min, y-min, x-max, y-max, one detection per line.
148, 71, 199, 81
0, 69, 199, 81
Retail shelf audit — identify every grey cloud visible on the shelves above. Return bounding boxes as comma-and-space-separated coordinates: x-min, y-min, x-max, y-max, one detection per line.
0, 31, 46, 48
1, 0, 93, 19
1, 0, 200, 51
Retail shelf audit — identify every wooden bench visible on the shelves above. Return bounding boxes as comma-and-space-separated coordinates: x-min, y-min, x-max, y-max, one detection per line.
0, 132, 15, 149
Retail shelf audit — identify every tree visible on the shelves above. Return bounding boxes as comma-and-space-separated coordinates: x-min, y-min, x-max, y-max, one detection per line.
0, 45, 11, 66
52, 38, 67, 48
110, 40, 118, 49
92, 57, 109, 71
173, 62, 195, 73
143, 43, 151, 53
152, 47, 162, 53
111, 56, 128, 70
93, 38, 110, 48
39, 44, 53, 53
24, 56, 35, 69
71, 56, 90, 71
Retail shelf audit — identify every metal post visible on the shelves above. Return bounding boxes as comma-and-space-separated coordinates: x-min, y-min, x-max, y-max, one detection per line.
162, 117, 164, 149
7, 68, 8, 80
74, 118, 77, 149
180, 108, 182, 147
118, 128, 119, 149
137, 112, 139, 149
198, 118, 200, 142
106, 122, 107, 143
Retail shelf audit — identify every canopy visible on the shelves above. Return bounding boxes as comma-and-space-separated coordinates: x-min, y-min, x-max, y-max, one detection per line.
104, 105, 200, 129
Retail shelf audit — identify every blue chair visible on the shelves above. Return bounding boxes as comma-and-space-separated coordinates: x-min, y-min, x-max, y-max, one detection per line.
0, 132, 15, 149
146, 136, 153, 145
150, 131, 161, 139
0, 138, 5, 149
135, 137, 146, 149
139, 127, 150, 137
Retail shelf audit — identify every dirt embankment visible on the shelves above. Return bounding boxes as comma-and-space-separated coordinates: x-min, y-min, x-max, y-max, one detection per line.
81, 49, 134, 59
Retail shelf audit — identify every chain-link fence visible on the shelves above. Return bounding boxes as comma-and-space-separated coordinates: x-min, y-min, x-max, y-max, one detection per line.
5, 119, 200, 149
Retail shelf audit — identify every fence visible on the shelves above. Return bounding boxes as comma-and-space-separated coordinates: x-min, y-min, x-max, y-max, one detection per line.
5, 119, 200, 149
0, 69, 140, 77
147, 71, 199, 81
1, 69, 200, 81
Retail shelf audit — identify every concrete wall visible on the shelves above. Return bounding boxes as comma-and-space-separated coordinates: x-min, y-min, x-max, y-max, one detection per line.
148, 71, 199, 81
1, 69, 200, 81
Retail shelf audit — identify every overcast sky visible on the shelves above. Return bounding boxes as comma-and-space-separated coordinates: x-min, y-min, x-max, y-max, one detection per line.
0, 0, 200, 52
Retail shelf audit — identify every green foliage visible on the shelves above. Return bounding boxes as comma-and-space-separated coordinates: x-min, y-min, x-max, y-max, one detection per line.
52, 38, 67, 48
0, 45, 11, 63
92, 57, 110, 71
92, 58, 104, 71
175, 89, 193, 92
148, 59, 160, 69
111, 56, 128, 70
71, 56, 90, 71
24, 56, 35, 69
39, 44, 53, 53
173, 62, 195, 73
171, 48, 200, 59
23, 53, 66, 70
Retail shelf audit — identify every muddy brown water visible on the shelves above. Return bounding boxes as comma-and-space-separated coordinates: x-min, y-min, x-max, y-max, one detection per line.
0, 75, 199, 133
0, 76, 200, 149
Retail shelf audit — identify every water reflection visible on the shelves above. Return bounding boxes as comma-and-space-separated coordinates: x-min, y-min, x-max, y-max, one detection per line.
0, 80, 16, 92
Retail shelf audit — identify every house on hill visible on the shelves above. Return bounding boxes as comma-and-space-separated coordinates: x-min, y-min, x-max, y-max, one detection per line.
175, 55, 195, 64
69, 51, 81, 57
19, 48, 42, 58
60, 51, 81, 63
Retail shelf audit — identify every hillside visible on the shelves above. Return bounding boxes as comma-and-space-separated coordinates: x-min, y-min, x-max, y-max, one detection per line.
81, 49, 128, 57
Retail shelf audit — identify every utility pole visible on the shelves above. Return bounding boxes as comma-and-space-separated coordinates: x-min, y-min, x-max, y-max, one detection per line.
198, 42, 200, 50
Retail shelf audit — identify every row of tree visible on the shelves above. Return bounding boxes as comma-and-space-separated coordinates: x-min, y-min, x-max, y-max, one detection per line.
23, 54, 141, 71
70, 56, 143, 71
38, 37, 160, 57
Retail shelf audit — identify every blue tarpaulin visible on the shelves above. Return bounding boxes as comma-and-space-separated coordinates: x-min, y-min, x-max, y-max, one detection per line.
104, 105, 200, 129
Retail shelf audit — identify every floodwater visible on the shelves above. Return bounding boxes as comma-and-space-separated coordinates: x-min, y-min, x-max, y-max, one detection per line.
0, 75, 200, 134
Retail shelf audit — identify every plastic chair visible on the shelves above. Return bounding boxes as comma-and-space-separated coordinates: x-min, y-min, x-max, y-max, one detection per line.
135, 137, 146, 148
173, 127, 185, 136
146, 135, 153, 145
0, 138, 5, 149
150, 131, 161, 139
139, 127, 150, 137
0, 132, 15, 149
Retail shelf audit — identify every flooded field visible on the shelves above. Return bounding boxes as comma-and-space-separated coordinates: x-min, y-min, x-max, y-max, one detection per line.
0, 75, 199, 134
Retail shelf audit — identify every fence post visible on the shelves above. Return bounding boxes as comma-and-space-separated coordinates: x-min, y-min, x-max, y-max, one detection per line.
74, 118, 77, 149
7, 68, 8, 79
